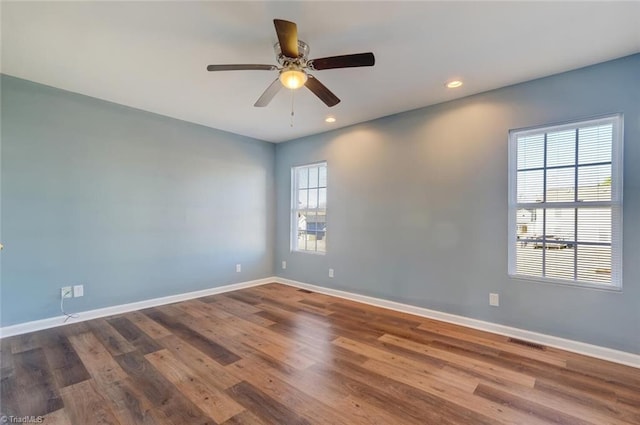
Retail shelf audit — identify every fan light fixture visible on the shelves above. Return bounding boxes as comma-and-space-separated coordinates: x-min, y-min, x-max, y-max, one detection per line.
280, 68, 308, 89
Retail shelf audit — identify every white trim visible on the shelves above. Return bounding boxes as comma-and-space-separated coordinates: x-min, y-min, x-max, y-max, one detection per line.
510, 273, 622, 292
274, 277, 640, 369
510, 113, 623, 138
0, 277, 275, 338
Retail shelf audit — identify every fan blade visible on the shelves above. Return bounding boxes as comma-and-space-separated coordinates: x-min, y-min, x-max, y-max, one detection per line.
305, 75, 340, 107
274, 19, 299, 58
207, 64, 277, 71
254, 79, 282, 107
309, 53, 375, 70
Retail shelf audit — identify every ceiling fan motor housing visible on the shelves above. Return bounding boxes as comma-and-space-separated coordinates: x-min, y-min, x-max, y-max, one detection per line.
275, 40, 310, 68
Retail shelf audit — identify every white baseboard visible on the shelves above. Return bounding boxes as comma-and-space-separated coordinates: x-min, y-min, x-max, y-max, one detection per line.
0, 277, 276, 338
274, 277, 640, 369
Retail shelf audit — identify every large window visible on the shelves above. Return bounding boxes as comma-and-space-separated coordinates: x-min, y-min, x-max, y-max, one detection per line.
508, 115, 623, 289
292, 162, 327, 253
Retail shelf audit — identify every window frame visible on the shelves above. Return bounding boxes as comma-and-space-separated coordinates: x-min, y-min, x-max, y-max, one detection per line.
291, 161, 328, 255
507, 114, 623, 290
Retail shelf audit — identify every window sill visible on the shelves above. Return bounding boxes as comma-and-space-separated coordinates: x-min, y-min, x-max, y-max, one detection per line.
291, 249, 326, 256
509, 273, 622, 292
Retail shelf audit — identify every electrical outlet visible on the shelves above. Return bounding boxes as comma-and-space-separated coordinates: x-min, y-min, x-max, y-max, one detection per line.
329, 268, 334, 278
489, 293, 500, 307
236, 264, 242, 273
282, 260, 287, 269
73, 285, 84, 297
61, 286, 73, 299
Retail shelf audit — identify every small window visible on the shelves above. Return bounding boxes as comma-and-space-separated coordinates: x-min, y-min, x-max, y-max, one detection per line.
292, 162, 327, 253
508, 115, 623, 289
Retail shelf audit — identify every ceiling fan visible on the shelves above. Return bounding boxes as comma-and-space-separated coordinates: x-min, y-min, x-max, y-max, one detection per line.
206, 19, 375, 108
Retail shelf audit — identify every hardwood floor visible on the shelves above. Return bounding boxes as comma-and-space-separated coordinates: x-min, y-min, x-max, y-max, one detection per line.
1, 283, 639, 425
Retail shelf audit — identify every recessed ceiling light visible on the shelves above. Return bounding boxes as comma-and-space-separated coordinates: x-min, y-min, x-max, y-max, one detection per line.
325, 116, 336, 123
446, 80, 463, 89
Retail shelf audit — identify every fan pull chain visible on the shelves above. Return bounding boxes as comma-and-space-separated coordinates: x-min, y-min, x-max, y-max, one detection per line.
290, 89, 295, 127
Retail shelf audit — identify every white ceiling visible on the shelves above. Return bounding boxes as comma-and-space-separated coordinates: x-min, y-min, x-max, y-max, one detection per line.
2, 1, 639, 143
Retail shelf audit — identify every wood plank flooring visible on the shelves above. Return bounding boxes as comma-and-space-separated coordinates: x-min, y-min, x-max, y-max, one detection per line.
1, 283, 639, 424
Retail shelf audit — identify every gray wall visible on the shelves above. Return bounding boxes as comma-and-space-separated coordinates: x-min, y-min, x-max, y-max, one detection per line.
2, 55, 638, 354
275, 54, 640, 354
1, 75, 275, 326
